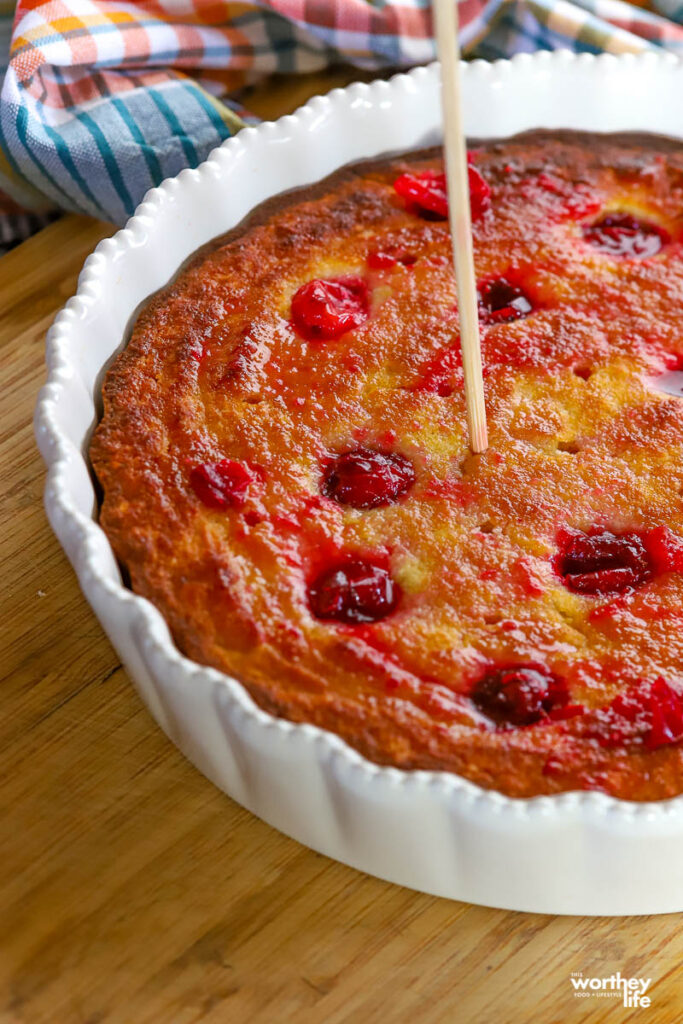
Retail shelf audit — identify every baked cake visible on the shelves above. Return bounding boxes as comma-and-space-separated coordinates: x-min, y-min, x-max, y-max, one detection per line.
91, 131, 683, 800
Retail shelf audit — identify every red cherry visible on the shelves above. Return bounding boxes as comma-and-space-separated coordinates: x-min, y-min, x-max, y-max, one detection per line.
323, 448, 416, 509
393, 166, 490, 222
308, 559, 399, 623
291, 276, 369, 341
555, 528, 653, 595
189, 459, 254, 509
478, 277, 533, 325
583, 213, 669, 259
471, 665, 571, 727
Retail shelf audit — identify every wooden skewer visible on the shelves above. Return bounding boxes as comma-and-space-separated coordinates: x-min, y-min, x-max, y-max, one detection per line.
432, 0, 488, 453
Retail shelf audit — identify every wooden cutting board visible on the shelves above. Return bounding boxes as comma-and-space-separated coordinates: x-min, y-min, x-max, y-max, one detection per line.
1, 70, 682, 1024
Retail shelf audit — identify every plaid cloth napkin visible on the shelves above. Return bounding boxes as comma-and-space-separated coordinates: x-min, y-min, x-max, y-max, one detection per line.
1, 0, 681, 253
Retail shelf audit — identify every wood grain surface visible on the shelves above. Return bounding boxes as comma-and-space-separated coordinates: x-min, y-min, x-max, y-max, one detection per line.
1, 70, 682, 1024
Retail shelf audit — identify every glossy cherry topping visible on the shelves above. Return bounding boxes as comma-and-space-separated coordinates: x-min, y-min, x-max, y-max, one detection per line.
592, 679, 683, 750
393, 165, 490, 222
323, 448, 416, 509
471, 665, 572, 727
555, 527, 653, 595
291, 276, 369, 341
309, 559, 399, 624
477, 277, 533, 325
582, 213, 670, 259
190, 459, 254, 509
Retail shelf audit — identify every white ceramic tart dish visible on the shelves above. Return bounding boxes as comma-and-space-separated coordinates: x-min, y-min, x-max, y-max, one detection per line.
36, 51, 683, 915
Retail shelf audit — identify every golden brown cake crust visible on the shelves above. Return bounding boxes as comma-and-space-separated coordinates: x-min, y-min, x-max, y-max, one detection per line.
91, 131, 683, 800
